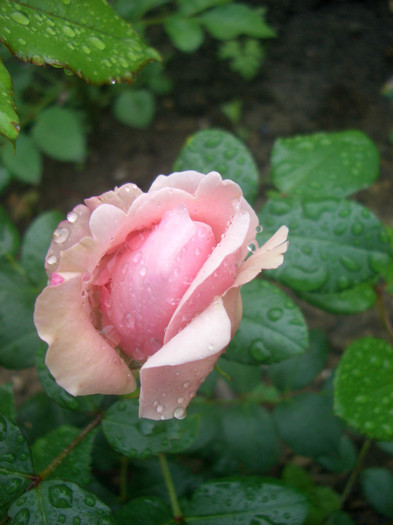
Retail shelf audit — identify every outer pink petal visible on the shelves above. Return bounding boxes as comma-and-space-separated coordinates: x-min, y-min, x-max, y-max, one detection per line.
139, 297, 232, 420
234, 226, 289, 287
149, 170, 207, 194
34, 275, 136, 396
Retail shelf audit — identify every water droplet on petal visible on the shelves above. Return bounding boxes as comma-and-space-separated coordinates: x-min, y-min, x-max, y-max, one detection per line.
248, 242, 258, 253
67, 210, 78, 223
183, 381, 191, 388
156, 404, 164, 413
174, 407, 186, 419
139, 266, 147, 277
53, 227, 69, 243
177, 396, 184, 404
47, 254, 57, 265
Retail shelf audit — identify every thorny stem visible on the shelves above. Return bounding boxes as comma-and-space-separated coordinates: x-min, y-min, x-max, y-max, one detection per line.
375, 285, 393, 345
340, 438, 372, 508
158, 453, 184, 523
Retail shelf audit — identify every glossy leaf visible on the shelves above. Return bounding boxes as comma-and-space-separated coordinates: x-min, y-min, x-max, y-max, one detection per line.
0, 383, 15, 421
8, 480, 115, 524
1, 133, 42, 184
268, 329, 329, 392
36, 344, 103, 413
32, 425, 96, 485
334, 337, 393, 440
32, 107, 87, 162
0, 58, 19, 143
116, 497, 173, 525
225, 279, 308, 365
259, 197, 392, 293
0, 0, 160, 84
271, 130, 379, 198
102, 398, 200, 458
173, 128, 259, 203
274, 392, 357, 472
361, 467, 393, 518
299, 282, 377, 314
182, 478, 308, 524
0, 414, 34, 510
113, 89, 155, 129
0, 206, 19, 260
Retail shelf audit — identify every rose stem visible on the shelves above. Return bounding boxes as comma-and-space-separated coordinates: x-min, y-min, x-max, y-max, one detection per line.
340, 438, 372, 508
158, 453, 184, 522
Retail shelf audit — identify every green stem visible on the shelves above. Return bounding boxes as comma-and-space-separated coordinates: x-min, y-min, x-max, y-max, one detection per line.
340, 438, 372, 507
158, 453, 183, 522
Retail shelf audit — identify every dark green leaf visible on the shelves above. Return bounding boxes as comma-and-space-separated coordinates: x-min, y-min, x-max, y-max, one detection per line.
0, 58, 19, 143
259, 197, 392, 293
217, 358, 262, 394
164, 16, 204, 52
173, 129, 259, 203
182, 478, 308, 524
299, 282, 377, 314
21, 210, 63, 287
361, 467, 393, 518
113, 89, 155, 128
268, 329, 329, 392
0, 260, 40, 368
116, 497, 173, 525
271, 130, 379, 198
8, 480, 115, 524
36, 344, 103, 413
0, 166, 12, 195
274, 392, 357, 472
334, 337, 393, 440
198, 4, 276, 40
32, 107, 86, 162
0, 205, 19, 259
0, 0, 160, 84
225, 279, 308, 365
114, 0, 170, 20
32, 425, 96, 485
0, 414, 34, 510
326, 511, 354, 525
0, 383, 15, 421
102, 398, 200, 458
1, 133, 42, 184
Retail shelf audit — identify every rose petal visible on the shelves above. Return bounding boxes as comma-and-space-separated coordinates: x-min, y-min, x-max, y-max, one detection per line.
149, 170, 207, 194
34, 275, 136, 395
139, 297, 232, 420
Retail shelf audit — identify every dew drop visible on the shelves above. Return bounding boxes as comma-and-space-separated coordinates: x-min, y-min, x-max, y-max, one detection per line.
89, 36, 106, 50
67, 210, 78, 223
53, 227, 70, 244
156, 404, 164, 413
177, 396, 184, 404
84, 495, 95, 507
250, 340, 269, 362
82, 45, 91, 55
351, 222, 364, 235
62, 25, 75, 37
11, 11, 29, 25
47, 254, 57, 265
183, 381, 191, 388
247, 242, 258, 253
256, 224, 263, 233
12, 508, 30, 525
139, 266, 147, 277
267, 307, 283, 321
174, 407, 186, 420
48, 484, 73, 508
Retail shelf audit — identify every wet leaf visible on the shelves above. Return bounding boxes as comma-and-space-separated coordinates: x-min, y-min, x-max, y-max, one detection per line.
0, 58, 19, 143
173, 128, 259, 203
0, 0, 160, 84
116, 497, 173, 525
271, 130, 379, 198
225, 279, 308, 365
300, 282, 377, 314
259, 197, 392, 293
0, 383, 15, 421
334, 337, 393, 440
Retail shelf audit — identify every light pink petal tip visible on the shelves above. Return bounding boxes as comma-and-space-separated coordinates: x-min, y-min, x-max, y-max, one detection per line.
139, 298, 232, 420
234, 225, 289, 287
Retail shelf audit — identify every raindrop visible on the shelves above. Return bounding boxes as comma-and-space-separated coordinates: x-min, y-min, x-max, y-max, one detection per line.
247, 242, 258, 253
62, 0, 71, 4
89, 36, 106, 50
82, 45, 91, 55
174, 407, 186, 419
6, 478, 22, 494
177, 396, 184, 404
67, 210, 78, 223
12, 508, 30, 525
351, 222, 364, 235
58, 515, 66, 524
267, 308, 283, 321
156, 404, 164, 413
53, 227, 70, 244
194, 247, 201, 256
48, 484, 73, 508
250, 340, 270, 362
256, 224, 263, 233
73, 518, 81, 525
340, 255, 360, 272
337, 275, 350, 290
139, 266, 147, 277
62, 25, 75, 37
84, 495, 95, 507
11, 11, 29, 25
183, 381, 191, 388
47, 254, 57, 265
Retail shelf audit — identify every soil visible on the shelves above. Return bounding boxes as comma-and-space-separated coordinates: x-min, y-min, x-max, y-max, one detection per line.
1, 0, 393, 523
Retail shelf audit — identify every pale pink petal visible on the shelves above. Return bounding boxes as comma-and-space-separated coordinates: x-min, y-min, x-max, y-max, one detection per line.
85, 183, 142, 212
34, 275, 136, 396
148, 170, 207, 194
234, 226, 289, 287
139, 298, 231, 420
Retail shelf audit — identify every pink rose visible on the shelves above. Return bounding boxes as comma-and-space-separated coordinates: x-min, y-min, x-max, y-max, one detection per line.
34, 171, 288, 420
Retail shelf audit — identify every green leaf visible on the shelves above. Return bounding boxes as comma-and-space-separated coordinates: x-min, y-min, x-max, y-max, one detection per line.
271, 130, 379, 198
361, 467, 393, 518
268, 329, 329, 392
299, 282, 377, 314
8, 480, 115, 524
0, 58, 19, 143
334, 337, 393, 440
114, 0, 171, 20
165, 16, 204, 52
116, 497, 173, 525
0, 0, 160, 84
225, 279, 308, 365
274, 392, 357, 472
1, 132, 42, 184
177, 0, 231, 17
0, 383, 15, 421
216, 358, 262, 394
173, 129, 259, 203
259, 197, 392, 293
0, 260, 40, 368
326, 511, 354, 525
31, 107, 87, 162
113, 89, 155, 129
182, 478, 308, 524
36, 344, 103, 413
21, 210, 63, 287
0, 166, 12, 195
0, 205, 19, 260
218, 38, 265, 80
102, 398, 200, 459
198, 4, 276, 40
0, 414, 34, 510
32, 425, 96, 485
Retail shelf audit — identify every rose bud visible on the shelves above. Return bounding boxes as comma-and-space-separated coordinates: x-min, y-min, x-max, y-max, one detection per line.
34, 171, 288, 420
